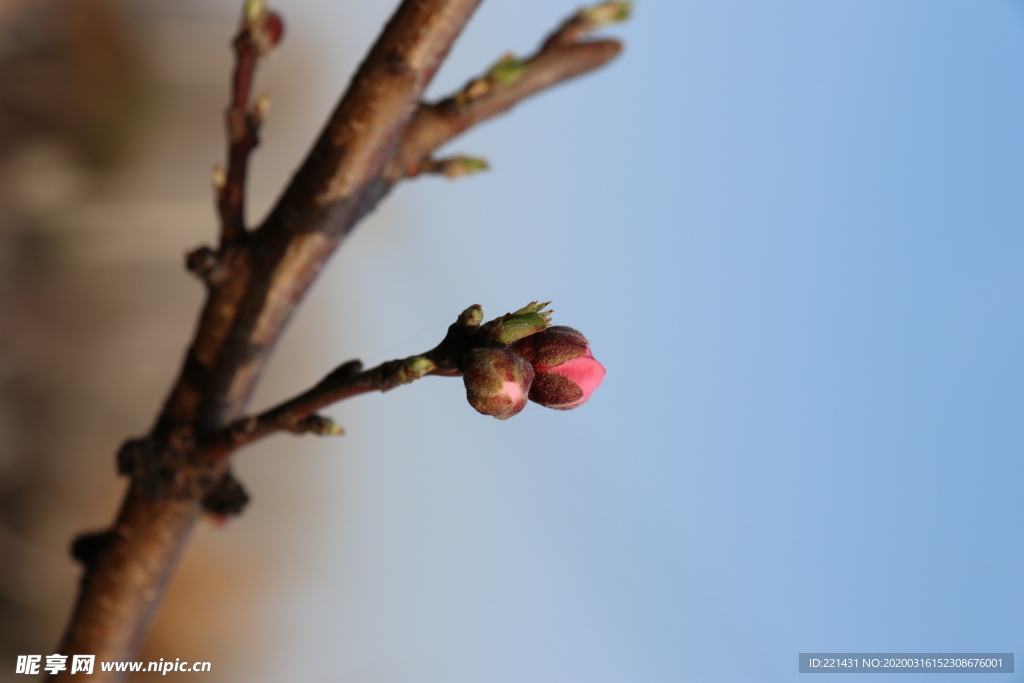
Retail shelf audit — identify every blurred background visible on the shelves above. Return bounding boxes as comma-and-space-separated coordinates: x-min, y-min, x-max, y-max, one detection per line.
1, 0, 1022, 681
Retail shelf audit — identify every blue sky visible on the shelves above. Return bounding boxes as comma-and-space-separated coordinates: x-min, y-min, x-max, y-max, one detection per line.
229, 1, 1024, 680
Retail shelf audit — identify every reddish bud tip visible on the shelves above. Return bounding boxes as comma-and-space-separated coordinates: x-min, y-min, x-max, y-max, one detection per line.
262, 12, 285, 48
511, 326, 606, 410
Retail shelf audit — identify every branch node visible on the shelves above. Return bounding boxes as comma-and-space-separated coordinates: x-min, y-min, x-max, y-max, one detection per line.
115, 437, 149, 478
250, 93, 271, 128
202, 471, 250, 517
376, 356, 437, 392
230, 416, 259, 441
456, 53, 526, 110
71, 529, 114, 569
116, 436, 199, 500
185, 245, 227, 286
318, 359, 364, 387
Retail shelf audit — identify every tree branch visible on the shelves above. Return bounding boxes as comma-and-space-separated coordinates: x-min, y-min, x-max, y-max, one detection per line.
197, 303, 498, 460
52, 2, 484, 677
50, 0, 626, 677
216, 2, 281, 245
203, 356, 434, 458
390, 2, 627, 179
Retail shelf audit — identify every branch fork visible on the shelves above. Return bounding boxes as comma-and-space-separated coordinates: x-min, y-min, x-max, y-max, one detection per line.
197, 302, 554, 461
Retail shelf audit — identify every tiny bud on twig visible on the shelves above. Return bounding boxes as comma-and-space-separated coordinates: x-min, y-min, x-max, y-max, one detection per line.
458, 305, 484, 328
578, 1, 632, 29
212, 165, 227, 192
456, 54, 527, 110
202, 472, 250, 517
259, 12, 285, 52
554, 1, 632, 46
290, 414, 345, 436
251, 94, 271, 126
419, 155, 490, 179
244, 0, 267, 23
318, 359, 364, 386
185, 246, 225, 285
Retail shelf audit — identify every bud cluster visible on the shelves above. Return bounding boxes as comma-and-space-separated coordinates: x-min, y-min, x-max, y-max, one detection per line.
461, 304, 606, 420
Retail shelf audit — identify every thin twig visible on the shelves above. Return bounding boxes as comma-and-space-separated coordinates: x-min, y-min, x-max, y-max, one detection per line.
198, 303, 496, 460
216, 4, 279, 244
199, 355, 434, 460
389, 3, 627, 180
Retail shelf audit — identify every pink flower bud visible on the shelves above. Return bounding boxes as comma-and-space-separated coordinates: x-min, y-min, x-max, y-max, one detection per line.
462, 348, 535, 420
511, 326, 606, 410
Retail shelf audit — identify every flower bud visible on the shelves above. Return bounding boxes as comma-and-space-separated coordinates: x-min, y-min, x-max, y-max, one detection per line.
462, 348, 535, 420
511, 326, 606, 410
263, 12, 285, 46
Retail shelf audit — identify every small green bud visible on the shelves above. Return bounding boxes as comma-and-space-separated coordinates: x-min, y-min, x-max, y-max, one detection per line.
292, 414, 345, 436
494, 301, 553, 344
423, 155, 490, 178
458, 304, 484, 328
446, 156, 489, 177
244, 0, 267, 23
399, 355, 436, 383
455, 54, 528, 111
487, 54, 527, 85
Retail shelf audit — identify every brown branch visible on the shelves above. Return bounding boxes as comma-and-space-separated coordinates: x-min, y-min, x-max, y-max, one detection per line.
389, 3, 627, 180
161, 0, 486, 440
197, 303, 495, 461
201, 355, 435, 459
216, 3, 281, 245
51, 2, 483, 678
50, 0, 626, 678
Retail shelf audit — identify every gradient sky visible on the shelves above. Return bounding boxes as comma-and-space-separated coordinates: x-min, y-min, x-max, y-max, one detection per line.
211, 1, 1024, 680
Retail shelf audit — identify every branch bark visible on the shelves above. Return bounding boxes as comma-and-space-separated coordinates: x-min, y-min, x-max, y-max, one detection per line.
391, 20, 623, 179
215, 8, 275, 244
50, 1, 625, 678
198, 303, 498, 460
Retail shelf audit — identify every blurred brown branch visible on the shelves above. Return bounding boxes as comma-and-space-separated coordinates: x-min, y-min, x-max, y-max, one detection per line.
49, 0, 626, 678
